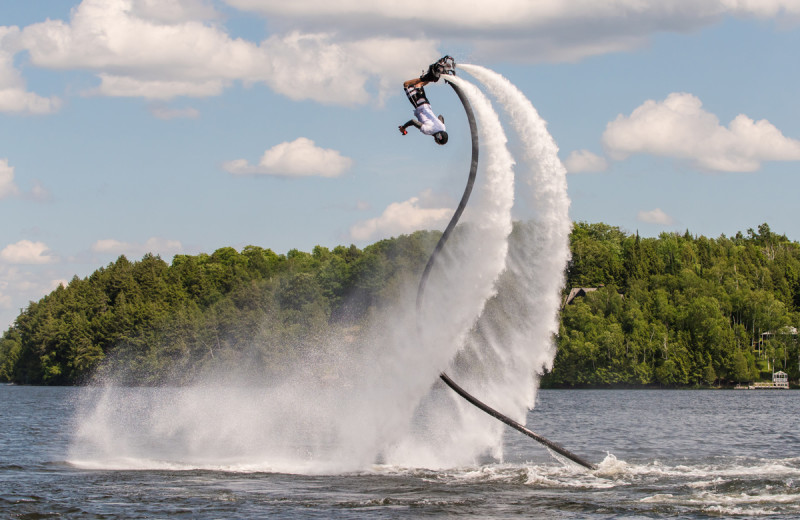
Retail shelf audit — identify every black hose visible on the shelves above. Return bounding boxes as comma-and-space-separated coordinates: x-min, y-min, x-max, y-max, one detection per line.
415, 81, 478, 312
439, 373, 596, 470
417, 79, 596, 471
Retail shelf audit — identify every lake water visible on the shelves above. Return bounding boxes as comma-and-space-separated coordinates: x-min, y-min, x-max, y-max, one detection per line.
2, 385, 799, 518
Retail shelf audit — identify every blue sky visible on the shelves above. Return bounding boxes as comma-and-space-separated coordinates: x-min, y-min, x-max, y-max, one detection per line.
1, 0, 799, 329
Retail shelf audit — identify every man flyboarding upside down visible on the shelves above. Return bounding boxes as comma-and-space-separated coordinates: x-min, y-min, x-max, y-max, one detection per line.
399, 56, 456, 146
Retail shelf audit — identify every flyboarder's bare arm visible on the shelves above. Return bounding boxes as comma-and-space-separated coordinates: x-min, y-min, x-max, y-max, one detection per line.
398, 119, 422, 135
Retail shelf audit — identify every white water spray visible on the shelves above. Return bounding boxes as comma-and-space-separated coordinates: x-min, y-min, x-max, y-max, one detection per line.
412, 74, 515, 373
379, 74, 517, 467
387, 66, 573, 465
458, 63, 571, 381
69, 67, 572, 473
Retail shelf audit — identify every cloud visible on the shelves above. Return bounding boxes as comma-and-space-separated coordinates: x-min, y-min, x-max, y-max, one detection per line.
223, 0, 800, 62
0, 27, 61, 114
0, 268, 11, 308
225, 0, 800, 22
0, 264, 69, 329
637, 208, 676, 225
602, 92, 800, 172
19, 1, 260, 97
91, 237, 183, 258
14, 0, 437, 104
3, 0, 798, 109
0, 159, 20, 199
224, 137, 353, 178
93, 75, 226, 100
349, 191, 452, 241
0, 159, 53, 201
130, 0, 220, 23
147, 104, 200, 119
258, 32, 439, 106
720, 0, 800, 19
24, 181, 52, 203
0, 240, 58, 265
0, 87, 63, 115
564, 149, 608, 173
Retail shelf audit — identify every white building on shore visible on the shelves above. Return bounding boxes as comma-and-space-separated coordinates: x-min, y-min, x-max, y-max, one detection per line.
749, 371, 789, 390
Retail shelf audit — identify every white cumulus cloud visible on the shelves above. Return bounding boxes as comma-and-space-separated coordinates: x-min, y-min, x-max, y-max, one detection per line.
564, 149, 608, 173
602, 92, 800, 172
91, 237, 183, 258
14, 0, 437, 105
637, 208, 676, 225
0, 159, 20, 199
0, 240, 58, 265
223, 0, 800, 62
0, 87, 63, 115
0, 27, 61, 115
224, 137, 353, 178
349, 191, 452, 242
6, 0, 797, 108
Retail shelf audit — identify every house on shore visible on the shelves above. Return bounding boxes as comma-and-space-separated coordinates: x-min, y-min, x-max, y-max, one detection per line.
562, 286, 600, 308
563, 285, 624, 308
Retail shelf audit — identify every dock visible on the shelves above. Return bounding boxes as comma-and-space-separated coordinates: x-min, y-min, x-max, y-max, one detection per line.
735, 371, 789, 389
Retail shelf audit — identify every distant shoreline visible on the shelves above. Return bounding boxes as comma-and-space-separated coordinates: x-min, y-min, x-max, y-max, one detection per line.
540, 382, 799, 391
0, 382, 800, 394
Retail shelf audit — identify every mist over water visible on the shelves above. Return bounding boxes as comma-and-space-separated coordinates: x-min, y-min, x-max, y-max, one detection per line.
69, 68, 570, 474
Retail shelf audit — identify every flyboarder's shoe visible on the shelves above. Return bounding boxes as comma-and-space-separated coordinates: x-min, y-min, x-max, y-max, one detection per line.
436, 56, 456, 76
419, 56, 456, 83
398, 125, 408, 135
419, 64, 440, 83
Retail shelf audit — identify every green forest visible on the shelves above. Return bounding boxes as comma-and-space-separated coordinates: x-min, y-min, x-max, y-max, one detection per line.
1, 222, 798, 387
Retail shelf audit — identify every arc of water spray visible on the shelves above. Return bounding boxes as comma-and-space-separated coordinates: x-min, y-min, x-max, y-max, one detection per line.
415, 74, 595, 471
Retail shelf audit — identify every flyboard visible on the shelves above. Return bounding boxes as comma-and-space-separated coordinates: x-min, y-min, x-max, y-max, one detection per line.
415, 57, 595, 471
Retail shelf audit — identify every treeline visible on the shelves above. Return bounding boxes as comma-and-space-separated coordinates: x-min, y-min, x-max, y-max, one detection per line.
0, 231, 440, 385
1, 222, 799, 387
549, 222, 800, 387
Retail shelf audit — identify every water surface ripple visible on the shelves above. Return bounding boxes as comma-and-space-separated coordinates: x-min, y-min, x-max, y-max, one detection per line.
2, 386, 798, 518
